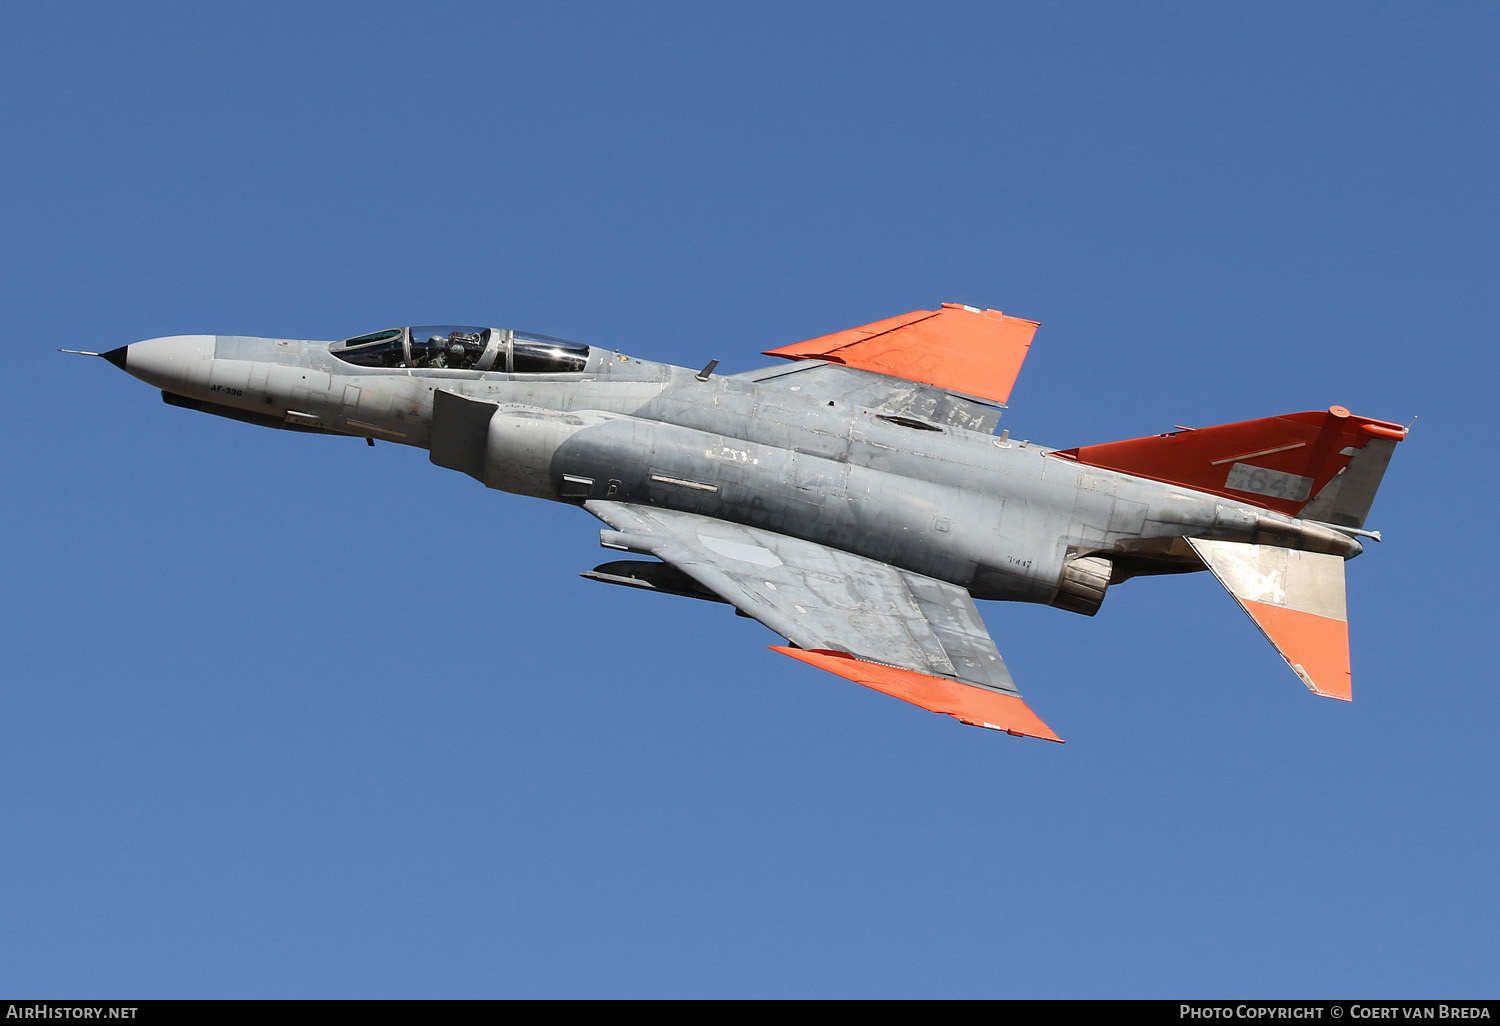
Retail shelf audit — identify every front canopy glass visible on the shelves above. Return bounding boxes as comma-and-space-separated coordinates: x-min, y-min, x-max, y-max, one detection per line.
331, 327, 589, 373
334, 328, 408, 368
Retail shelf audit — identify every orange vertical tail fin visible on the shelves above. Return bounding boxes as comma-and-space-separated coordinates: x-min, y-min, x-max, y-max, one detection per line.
1053, 407, 1407, 520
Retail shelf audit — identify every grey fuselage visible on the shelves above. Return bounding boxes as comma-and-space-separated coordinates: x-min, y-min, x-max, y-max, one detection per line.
117, 332, 1359, 614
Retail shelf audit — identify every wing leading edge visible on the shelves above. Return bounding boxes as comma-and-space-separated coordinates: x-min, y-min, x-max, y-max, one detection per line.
585, 500, 1062, 742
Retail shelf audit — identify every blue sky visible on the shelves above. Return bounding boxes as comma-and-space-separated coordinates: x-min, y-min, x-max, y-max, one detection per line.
2, 2, 1496, 998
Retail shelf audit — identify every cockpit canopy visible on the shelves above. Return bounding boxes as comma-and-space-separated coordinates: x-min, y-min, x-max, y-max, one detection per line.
330, 326, 590, 374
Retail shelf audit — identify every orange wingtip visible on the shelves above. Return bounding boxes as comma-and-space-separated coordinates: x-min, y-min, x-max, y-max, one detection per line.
763, 304, 1039, 405
1239, 601, 1352, 701
770, 646, 1064, 742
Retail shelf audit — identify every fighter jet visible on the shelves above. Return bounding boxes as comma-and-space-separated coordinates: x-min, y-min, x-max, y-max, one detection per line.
70, 304, 1405, 742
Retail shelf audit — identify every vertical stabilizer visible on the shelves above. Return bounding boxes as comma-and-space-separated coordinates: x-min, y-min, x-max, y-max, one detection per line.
1186, 539, 1352, 700
1053, 408, 1406, 520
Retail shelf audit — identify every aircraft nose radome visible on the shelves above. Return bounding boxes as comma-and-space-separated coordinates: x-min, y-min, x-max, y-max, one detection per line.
114, 334, 215, 390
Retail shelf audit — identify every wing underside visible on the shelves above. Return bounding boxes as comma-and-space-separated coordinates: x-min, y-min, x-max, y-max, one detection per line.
585, 500, 1061, 741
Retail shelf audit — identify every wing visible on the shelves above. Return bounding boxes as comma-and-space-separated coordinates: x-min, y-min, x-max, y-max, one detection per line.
762, 303, 1039, 406
734, 361, 1006, 434
585, 500, 1062, 742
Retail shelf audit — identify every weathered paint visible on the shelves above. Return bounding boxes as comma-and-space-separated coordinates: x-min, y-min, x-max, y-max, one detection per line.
90, 310, 1403, 740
